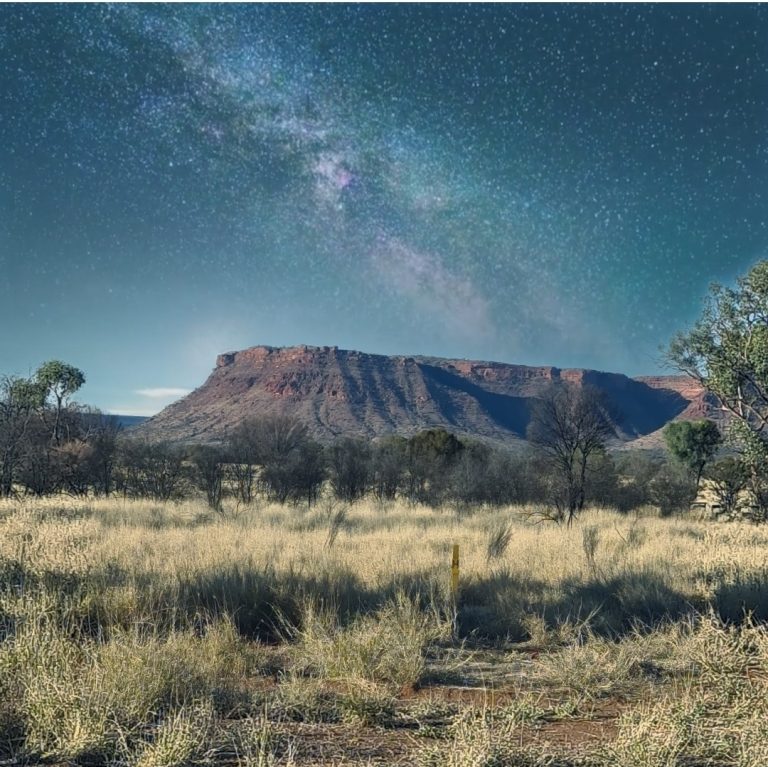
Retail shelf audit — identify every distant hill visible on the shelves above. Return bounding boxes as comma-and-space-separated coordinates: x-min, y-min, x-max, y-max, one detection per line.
135, 345, 721, 448
113, 415, 149, 430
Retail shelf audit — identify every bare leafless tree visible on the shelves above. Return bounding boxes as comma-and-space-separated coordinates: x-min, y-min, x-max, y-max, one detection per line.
527, 383, 614, 525
230, 414, 325, 505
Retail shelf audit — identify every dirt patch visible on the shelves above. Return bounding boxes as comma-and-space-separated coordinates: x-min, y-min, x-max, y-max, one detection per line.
239, 644, 632, 765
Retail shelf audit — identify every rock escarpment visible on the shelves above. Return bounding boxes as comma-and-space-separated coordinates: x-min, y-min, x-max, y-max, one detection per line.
138, 345, 716, 446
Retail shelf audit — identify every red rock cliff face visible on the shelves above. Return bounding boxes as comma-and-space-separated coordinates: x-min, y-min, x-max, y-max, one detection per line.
138, 345, 719, 446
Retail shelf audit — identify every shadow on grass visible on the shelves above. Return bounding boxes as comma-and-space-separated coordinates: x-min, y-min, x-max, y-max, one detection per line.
0, 558, 444, 641
713, 576, 768, 624
458, 568, 698, 639
4, 556, 768, 644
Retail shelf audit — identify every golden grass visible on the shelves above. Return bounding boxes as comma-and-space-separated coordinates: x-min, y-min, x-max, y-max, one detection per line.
3, 496, 768, 622
4, 495, 768, 763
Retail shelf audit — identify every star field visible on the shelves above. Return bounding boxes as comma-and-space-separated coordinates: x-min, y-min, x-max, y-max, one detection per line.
2, 4, 767, 414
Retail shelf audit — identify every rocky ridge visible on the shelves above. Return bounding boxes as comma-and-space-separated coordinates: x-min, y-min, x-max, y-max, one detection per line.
137, 345, 718, 448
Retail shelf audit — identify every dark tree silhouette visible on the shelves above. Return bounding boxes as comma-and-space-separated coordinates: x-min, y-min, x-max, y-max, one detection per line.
527, 383, 614, 525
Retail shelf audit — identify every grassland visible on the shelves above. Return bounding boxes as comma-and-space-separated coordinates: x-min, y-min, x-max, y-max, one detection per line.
2, 495, 768, 765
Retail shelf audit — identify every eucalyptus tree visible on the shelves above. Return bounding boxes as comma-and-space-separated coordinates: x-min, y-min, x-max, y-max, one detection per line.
668, 260, 768, 514
662, 419, 722, 489
35, 360, 85, 443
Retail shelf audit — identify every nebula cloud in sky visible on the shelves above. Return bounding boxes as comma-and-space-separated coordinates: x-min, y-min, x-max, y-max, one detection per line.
371, 238, 495, 344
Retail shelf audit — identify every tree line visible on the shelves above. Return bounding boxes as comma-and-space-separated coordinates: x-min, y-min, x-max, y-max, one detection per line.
0, 359, 728, 519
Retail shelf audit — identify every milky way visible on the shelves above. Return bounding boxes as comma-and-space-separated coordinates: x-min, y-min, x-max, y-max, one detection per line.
2, 4, 768, 414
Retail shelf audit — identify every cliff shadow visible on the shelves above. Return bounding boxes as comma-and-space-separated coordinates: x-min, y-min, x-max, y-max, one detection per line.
583, 373, 692, 438
419, 363, 531, 436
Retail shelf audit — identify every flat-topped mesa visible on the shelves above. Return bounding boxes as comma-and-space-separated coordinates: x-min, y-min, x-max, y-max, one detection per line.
140, 344, 719, 446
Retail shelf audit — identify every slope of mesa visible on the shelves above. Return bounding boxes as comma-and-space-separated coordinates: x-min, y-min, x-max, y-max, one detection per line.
135, 345, 719, 447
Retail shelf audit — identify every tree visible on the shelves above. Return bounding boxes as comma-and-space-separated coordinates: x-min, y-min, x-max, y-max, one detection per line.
406, 428, 463, 504
228, 418, 261, 504
667, 261, 768, 466
650, 462, 697, 517
82, 414, 121, 496
237, 414, 325, 505
370, 436, 408, 501
662, 420, 722, 488
666, 261, 768, 518
188, 444, 226, 511
527, 383, 614, 525
584, 450, 622, 509
613, 451, 662, 511
261, 437, 325, 505
287, 439, 326, 506
449, 440, 494, 507
251, 414, 310, 464
447, 441, 531, 507
328, 437, 371, 502
18, 413, 60, 496
705, 456, 750, 518
54, 438, 94, 496
35, 360, 85, 444
117, 439, 186, 500
0, 376, 45, 497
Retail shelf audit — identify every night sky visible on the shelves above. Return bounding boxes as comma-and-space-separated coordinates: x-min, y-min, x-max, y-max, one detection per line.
3, 4, 768, 415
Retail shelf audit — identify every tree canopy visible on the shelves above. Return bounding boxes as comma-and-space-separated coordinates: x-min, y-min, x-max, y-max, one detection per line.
662, 419, 721, 487
35, 360, 85, 443
667, 260, 768, 467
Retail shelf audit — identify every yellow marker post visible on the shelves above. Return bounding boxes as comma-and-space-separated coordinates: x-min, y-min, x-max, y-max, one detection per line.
451, 543, 460, 595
